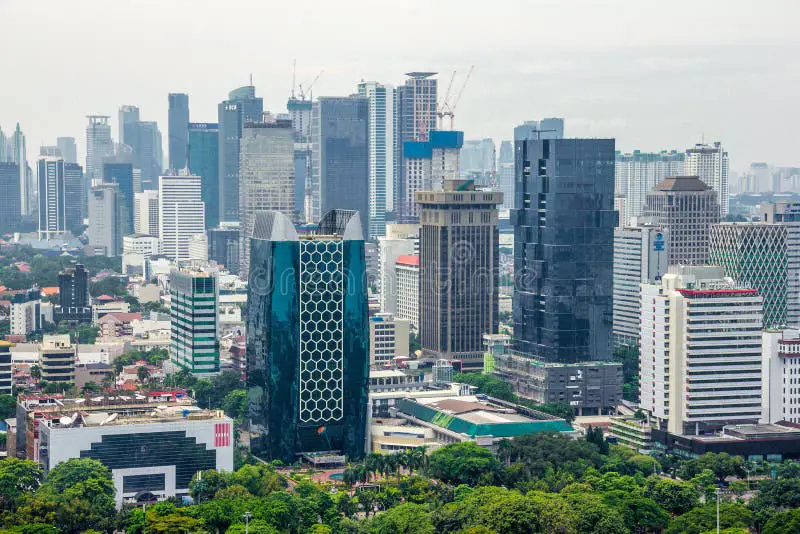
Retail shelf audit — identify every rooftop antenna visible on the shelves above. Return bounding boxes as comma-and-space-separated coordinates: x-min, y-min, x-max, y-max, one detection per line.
291, 59, 297, 99
249, 73, 253, 87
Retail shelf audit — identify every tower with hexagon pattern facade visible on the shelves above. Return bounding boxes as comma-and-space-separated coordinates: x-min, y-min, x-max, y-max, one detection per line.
246, 209, 369, 462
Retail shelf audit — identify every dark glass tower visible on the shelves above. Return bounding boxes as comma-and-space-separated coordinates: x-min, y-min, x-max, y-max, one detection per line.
512, 138, 616, 363
310, 97, 369, 236
54, 263, 92, 325
218, 86, 263, 223
103, 162, 134, 236
64, 163, 83, 234
188, 122, 220, 229
247, 210, 368, 463
168, 93, 190, 171
0, 163, 21, 232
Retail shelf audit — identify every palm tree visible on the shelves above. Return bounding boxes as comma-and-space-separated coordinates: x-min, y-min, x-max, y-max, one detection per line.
364, 453, 383, 482
410, 446, 428, 474
30, 365, 41, 382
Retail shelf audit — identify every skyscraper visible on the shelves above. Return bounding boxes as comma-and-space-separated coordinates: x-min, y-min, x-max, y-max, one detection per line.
399, 131, 463, 222
642, 176, 720, 265
238, 120, 295, 275
640, 266, 763, 435
614, 150, 685, 225
134, 190, 160, 236
513, 138, 616, 363
54, 264, 92, 325
118, 105, 140, 147
0, 163, 21, 232
158, 172, 205, 262
378, 223, 419, 315
685, 142, 729, 216
56, 137, 77, 164
0, 126, 7, 162
188, 122, 220, 229
460, 138, 496, 186
37, 156, 66, 240
358, 81, 396, 238
10, 124, 29, 216
63, 163, 84, 234
247, 210, 368, 462
310, 96, 369, 235
86, 116, 113, 182
88, 181, 121, 256
709, 222, 795, 328
103, 162, 134, 236
218, 85, 263, 223
132, 121, 163, 188
208, 223, 240, 274
417, 180, 503, 370
497, 140, 514, 210
760, 201, 800, 328
170, 269, 220, 374
168, 93, 190, 171
514, 118, 565, 142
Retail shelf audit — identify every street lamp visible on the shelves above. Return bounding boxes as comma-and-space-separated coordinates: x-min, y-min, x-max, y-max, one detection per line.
244, 512, 253, 534
715, 487, 720, 534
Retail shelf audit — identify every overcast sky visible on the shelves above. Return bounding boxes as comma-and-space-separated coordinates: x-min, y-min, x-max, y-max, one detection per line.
1, 0, 798, 172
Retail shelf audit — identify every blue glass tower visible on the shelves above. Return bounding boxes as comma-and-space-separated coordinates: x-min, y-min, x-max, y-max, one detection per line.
188, 122, 220, 229
247, 210, 368, 462
168, 93, 190, 171
103, 162, 134, 236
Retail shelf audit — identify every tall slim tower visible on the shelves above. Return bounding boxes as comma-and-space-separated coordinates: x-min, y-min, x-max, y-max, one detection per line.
118, 106, 140, 147
358, 81, 396, 239
246, 210, 368, 462
88, 181, 121, 256
513, 138, 616, 363
56, 137, 78, 164
170, 268, 220, 374
64, 163, 84, 234
132, 121, 163, 189
0, 163, 21, 231
238, 119, 295, 275
168, 93, 190, 171
10, 124, 29, 216
497, 140, 514, 210
615, 151, 685, 225
37, 156, 66, 240
417, 180, 503, 371
85, 116, 113, 182
103, 163, 135, 236
188, 122, 220, 229
685, 142, 729, 216
158, 172, 205, 262
218, 85, 263, 223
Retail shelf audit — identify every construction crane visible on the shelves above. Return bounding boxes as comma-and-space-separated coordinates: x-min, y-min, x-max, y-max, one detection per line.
437, 65, 474, 130
298, 69, 324, 101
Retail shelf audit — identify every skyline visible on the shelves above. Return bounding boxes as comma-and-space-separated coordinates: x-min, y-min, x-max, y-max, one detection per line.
1, 0, 799, 172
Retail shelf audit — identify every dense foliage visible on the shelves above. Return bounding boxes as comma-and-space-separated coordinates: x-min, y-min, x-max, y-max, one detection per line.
0, 247, 121, 290
453, 373, 575, 421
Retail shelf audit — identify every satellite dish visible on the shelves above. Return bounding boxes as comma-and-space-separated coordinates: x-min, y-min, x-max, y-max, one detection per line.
100, 413, 118, 426
59, 416, 73, 426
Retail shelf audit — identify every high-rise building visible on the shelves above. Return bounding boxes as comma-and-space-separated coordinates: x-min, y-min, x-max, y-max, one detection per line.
417, 180, 503, 370
358, 81, 396, 238
395, 73, 438, 217
514, 118, 564, 142
134, 190, 160, 236
640, 266, 763, 435
369, 313, 410, 365
218, 85, 263, 223
294, 144, 311, 222
132, 121, 163, 188
395, 254, 420, 331
54, 264, 92, 325
287, 97, 313, 142
246, 210, 368, 462
310, 96, 369, 235
612, 225, 669, 346
88, 181, 121, 256
188, 122, 220, 229
0, 342, 10, 395
158, 173, 205, 262
685, 142, 729, 216
710, 222, 797, 329
208, 223, 240, 274
10, 124, 29, 216
168, 93, 190, 171
497, 140, 514, 210
188, 233, 208, 263
10, 288, 43, 336
614, 151, 685, 225
762, 329, 800, 424
64, 163, 83, 234
513, 138, 616, 363
0, 126, 7, 162
56, 137, 78, 164
103, 162, 134, 236
760, 201, 800, 328
170, 269, 220, 374
399, 131, 463, 222
86, 115, 113, 182
0, 163, 21, 232
460, 138, 496, 186
642, 176, 720, 265
378, 224, 419, 315
37, 156, 66, 240
118, 105, 140, 147
39, 335, 76, 383
238, 120, 295, 275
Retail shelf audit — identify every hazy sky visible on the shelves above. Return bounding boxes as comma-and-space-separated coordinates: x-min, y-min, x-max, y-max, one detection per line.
1, 0, 798, 172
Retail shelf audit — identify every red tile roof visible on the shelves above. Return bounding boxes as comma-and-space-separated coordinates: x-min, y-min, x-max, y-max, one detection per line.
99, 312, 142, 323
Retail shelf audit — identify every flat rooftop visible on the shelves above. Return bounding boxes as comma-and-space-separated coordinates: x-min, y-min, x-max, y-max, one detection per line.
40, 406, 227, 430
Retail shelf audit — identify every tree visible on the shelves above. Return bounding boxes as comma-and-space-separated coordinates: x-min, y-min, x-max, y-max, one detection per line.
646, 477, 700, 515
585, 426, 609, 454
368, 503, 435, 534
29, 365, 41, 382
665, 502, 752, 534
43, 458, 111, 493
222, 389, 248, 419
190, 469, 231, 503
146, 512, 204, 534
136, 366, 150, 384
0, 395, 16, 420
427, 442, 500, 486
763, 507, 800, 534
230, 464, 286, 497
224, 520, 278, 534
0, 458, 44, 510
473, 491, 541, 534
80, 382, 101, 394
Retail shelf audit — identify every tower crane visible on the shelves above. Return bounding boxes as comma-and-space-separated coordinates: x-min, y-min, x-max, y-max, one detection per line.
437, 65, 474, 130
298, 70, 324, 101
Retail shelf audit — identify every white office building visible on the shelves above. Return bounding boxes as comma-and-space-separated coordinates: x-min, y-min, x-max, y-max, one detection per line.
188, 233, 208, 263
613, 225, 668, 345
762, 329, 800, 424
395, 254, 420, 331
640, 266, 763, 435
159, 173, 205, 263
37, 156, 66, 240
10, 288, 43, 336
88, 181, 120, 256
358, 81, 396, 239
369, 313, 411, 365
378, 223, 419, 314
615, 151, 684, 226
685, 142, 729, 216
134, 190, 159, 236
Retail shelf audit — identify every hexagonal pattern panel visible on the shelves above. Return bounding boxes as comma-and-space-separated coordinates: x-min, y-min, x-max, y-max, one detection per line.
298, 240, 344, 424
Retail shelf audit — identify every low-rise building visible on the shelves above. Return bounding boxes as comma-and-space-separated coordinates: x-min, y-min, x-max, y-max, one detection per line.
608, 417, 653, 454
92, 300, 130, 324
98, 312, 142, 338
74, 362, 114, 390
395, 255, 419, 331
369, 313, 410, 365
39, 335, 76, 383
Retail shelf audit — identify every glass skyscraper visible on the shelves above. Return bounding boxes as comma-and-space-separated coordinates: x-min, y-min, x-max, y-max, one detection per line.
188, 122, 220, 229
103, 162, 134, 236
247, 210, 368, 463
170, 269, 220, 374
168, 93, 190, 171
512, 138, 616, 363
0, 163, 21, 232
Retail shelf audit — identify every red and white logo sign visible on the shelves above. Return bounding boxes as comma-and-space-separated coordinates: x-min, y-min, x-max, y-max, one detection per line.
214, 423, 231, 447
